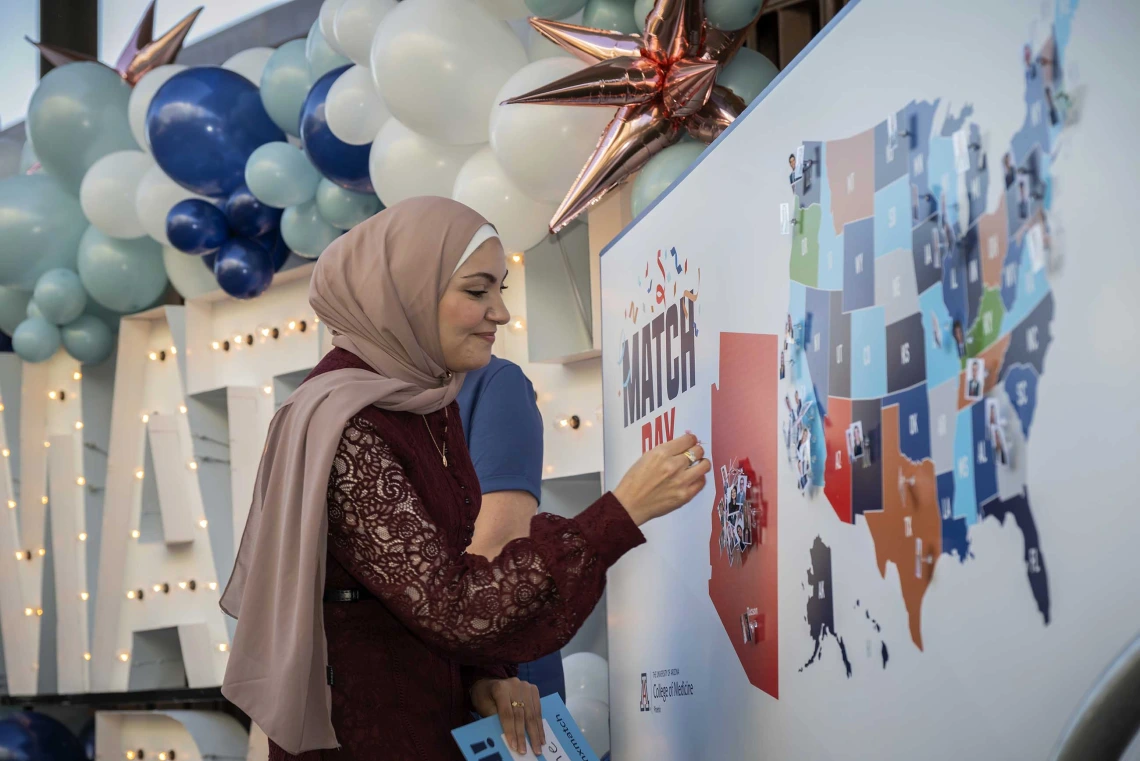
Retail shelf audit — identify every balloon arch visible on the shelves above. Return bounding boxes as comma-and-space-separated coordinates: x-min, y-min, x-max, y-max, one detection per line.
1, 0, 778, 366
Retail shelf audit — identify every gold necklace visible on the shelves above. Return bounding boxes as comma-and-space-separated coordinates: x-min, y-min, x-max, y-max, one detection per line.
424, 412, 448, 467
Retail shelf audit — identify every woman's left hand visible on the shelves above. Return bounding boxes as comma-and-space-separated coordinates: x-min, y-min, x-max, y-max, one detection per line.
470, 676, 545, 756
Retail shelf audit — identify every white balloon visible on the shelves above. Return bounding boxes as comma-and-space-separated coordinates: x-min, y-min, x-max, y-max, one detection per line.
564, 697, 609, 756
562, 652, 609, 705
128, 64, 187, 152
452, 147, 556, 253
371, 0, 527, 145
222, 47, 275, 83
80, 150, 155, 240
478, 0, 530, 20
490, 58, 615, 203
369, 118, 480, 206
326, 65, 391, 145
135, 164, 211, 247
333, 0, 397, 66
319, 0, 350, 56
163, 246, 217, 300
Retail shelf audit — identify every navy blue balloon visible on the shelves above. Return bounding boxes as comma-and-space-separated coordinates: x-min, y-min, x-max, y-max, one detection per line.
214, 238, 275, 299
253, 230, 292, 272
224, 184, 282, 238
0, 711, 85, 761
0, 331, 12, 353
300, 66, 374, 194
147, 67, 286, 197
202, 251, 217, 272
167, 199, 230, 254
77, 719, 94, 761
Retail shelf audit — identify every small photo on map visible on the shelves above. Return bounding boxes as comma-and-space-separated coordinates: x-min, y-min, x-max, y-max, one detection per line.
991, 424, 1010, 466
985, 398, 1003, 439
1027, 223, 1047, 272
779, 350, 786, 380
965, 358, 985, 401
848, 422, 866, 462
932, 312, 943, 349
785, 314, 796, 350
953, 320, 967, 359
721, 464, 729, 486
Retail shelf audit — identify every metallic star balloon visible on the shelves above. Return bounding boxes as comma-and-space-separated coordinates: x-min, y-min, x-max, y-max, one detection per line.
508, 0, 767, 232
26, 1, 202, 86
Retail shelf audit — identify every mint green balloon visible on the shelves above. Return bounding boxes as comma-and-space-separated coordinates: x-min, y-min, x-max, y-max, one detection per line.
260, 40, 313, 137
633, 0, 654, 30
705, 0, 764, 32
631, 141, 705, 218
306, 20, 350, 81
246, 142, 321, 208
315, 179, 382, 230
26, 62, 137, 193
0, 174, 87, 290
77, 226, 167, 314
62, 314, 115, 365
583, 0, 639, 34
281, 201, 341, 259
525, 0, 588, 20
716, 48, 779, 105
12, 317, 61, 363
33, 268, 87, 325
0, 286, 32, 336
26, 300, 46, 320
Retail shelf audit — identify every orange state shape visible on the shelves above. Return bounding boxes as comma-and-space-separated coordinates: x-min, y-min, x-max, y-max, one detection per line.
824, 129, 875, 235
708, 332, 779, 699
958, 333, 1011, 410
978, 191, 1009, 289
863, 404, 941, 651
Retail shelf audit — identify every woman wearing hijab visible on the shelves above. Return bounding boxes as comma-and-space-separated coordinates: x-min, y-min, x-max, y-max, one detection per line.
220, 197, 709, 761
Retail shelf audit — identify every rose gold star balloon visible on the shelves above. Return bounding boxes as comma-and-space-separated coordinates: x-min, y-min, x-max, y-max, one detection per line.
508, 0, 766, 232
26, 1, 202, 86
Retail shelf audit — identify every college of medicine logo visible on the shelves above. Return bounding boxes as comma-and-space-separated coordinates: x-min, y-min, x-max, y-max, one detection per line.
639, 673, 650, 712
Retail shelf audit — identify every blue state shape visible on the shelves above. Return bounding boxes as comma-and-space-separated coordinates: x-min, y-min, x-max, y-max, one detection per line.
1003, 364, 1040, 438
918, 283, 961, 389
850, 306, 887, 400
905, 100, 939, 209
842, 218, 875, 312
964, 123, 991, 227
816, 145, 845, 291
787, 280, 809, 387
940, 104, 975, 136
874, 109, 910, 192
971, 399, 998, 505
941, 235, 969, 328
884, 383, 932, 462
937, 470, 970, 562
874, 176, 913, 259
1000, 233, 1022, 312
952, 406, 978, 526
981, 488, 1051, 624
805, 287, 832, 416
960, 226, 984, 329
1011, 67, 1051, 165
927, 136, 961, 231
1003, 242, 1051, 339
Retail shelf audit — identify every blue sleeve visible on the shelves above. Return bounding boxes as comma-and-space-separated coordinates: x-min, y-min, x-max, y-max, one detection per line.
466, 364, 544, 503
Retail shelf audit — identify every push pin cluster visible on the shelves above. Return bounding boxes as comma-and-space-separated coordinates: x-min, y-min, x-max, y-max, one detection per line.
717, 460, 760, 567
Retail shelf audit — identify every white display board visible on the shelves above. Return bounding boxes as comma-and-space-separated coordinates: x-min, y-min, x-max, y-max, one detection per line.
600, 0, 1140, 758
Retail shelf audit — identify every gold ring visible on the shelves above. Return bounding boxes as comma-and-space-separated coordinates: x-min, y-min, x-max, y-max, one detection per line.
683, 449, 697, 465
511, 700, 525, 708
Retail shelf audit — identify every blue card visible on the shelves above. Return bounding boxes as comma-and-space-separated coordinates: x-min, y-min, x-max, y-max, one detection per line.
451, 694, 600, 761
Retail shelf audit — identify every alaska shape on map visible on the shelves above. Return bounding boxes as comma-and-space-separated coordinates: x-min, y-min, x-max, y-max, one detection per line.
800, 536, 852, 677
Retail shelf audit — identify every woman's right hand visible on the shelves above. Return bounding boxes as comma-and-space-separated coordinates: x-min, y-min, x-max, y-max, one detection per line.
612, 433, 710, 526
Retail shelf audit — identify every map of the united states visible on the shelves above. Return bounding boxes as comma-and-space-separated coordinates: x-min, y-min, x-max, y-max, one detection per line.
787, 0, 1078, 669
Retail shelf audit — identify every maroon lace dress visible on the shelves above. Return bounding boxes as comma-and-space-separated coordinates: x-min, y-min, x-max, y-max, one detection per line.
267, 349, 645, 761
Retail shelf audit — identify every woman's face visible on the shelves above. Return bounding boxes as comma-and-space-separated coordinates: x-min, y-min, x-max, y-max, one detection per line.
438, 237, 510, 372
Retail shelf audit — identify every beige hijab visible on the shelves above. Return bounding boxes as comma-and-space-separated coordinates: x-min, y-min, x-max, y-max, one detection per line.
219, 197, 492, 754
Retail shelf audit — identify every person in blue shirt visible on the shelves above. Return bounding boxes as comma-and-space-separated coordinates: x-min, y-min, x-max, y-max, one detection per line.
457, 355, 567, 702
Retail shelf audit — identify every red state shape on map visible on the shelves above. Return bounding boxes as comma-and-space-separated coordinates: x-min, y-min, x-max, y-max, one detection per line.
863, 404, 942, 650
823, 396, 853, 524
708, 332, 779, 699
824, 129, 875, 234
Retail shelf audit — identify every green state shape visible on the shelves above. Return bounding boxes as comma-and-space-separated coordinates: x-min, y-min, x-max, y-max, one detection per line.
967, 288, 1005, 358
789, 203, 821, 287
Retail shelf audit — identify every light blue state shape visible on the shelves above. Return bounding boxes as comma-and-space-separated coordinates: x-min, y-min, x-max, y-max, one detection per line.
952, 406, 978, 526
850, 306, 887, 399
873, 176, 912, 258
927, 135, 960, 230
919, 282, 961, 388
809, 396, 827, 487
817, 145, 845, 290
787, 280, 809, 387
1002, 237, 1051, 332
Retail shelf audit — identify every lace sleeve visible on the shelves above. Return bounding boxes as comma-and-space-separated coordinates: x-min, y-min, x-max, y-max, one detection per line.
326, 417, 644, 665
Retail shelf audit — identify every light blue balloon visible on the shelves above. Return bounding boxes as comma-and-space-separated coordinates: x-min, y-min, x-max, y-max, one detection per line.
26, 62, 137, 193
281, 201, 341, 259
315, 179, 382, 231
12, 317, 61, 363
26, 300, 45, 320
33, 268, 86, 326
0, 286, 32, 336
582, 0, 639, 34
716, 48, 779, 105
633, 0, 654, 29
19, 140, 39, 174
631, 141, 705, 218
82, 299, 124, 334
705, 0, 764, 32
245, 142, 321, 209
260, 40, 313, 137
61, 314, 115, 365
76, 226, 167, 314
525, 0, 589, 20
305, 20, 351, 81
0, 174, 87, 290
